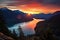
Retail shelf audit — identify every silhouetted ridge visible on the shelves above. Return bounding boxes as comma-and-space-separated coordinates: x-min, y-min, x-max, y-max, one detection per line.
33, 13, 53, 20
54, 11, 60, 15
48, 11, 60, 36
34, 11, 60, 40
34, 21, 47, 36
13, 10, 25, 15
48, 11, 60, 23
0, 7, 12, 11
0, 7, 33, 27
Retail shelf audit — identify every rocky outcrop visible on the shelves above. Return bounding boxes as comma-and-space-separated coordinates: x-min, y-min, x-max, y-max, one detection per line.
0, 32, 14, 40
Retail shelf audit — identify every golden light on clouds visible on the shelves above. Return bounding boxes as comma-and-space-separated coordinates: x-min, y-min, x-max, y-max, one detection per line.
8, 2, 60, 14
17, 3, 60, 14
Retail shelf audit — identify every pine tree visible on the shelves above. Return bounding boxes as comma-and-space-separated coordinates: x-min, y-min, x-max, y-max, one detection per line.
18, 26, 25, 40
13, 29, 18, 40
13, 29, 17, 37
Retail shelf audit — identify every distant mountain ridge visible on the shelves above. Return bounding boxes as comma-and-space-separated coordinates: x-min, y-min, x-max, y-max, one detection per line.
33, 13, 53, 20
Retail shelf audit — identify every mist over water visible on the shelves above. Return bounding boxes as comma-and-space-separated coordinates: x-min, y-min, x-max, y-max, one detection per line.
8, 18, 45, 36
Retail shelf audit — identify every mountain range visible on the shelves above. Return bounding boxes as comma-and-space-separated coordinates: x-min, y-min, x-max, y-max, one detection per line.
0, 7, 59, 27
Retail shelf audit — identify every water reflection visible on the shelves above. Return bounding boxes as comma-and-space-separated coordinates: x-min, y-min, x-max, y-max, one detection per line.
8, 18, 45, 36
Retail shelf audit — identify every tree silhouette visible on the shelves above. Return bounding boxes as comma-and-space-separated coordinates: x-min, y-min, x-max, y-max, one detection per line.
13, 29, 18, 40
18, 26, 25, 40
13, 29, 17, 36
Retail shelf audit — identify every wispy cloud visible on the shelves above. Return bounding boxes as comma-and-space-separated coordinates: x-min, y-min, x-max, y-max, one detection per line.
0, 0, 60, 6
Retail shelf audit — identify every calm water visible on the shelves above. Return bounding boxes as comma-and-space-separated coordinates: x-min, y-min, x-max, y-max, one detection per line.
8, 18, 44, 36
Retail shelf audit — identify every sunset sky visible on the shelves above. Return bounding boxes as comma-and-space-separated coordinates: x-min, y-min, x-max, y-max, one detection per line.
0, 0, 60, 14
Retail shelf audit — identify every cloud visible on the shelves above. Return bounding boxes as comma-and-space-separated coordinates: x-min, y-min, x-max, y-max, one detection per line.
42, 0, 60, 6
10, 0, 60, 6
0, 0, 60, 6
0, 0, 60, 13
0, 0, 17, 6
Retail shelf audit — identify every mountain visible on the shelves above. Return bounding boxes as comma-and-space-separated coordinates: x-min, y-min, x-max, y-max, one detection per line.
34, 11, 60, 40
34, 11, 60, 35
0, 7, 33, 27
53, 11, 60, 15
0, 7, 60, 27
33, 11, 60, 20
33, 13, 53, 20
47, 11, 60, 40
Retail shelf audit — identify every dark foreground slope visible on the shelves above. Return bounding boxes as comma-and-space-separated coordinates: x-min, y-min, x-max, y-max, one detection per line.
34, 11, 60, 40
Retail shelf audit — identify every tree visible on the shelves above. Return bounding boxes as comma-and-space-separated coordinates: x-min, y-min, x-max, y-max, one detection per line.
18, 26, 25, 40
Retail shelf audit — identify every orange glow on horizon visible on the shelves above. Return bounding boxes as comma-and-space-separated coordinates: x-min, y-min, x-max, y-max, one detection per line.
16, 2, 60, 14
26, 13, 32, 16
9, 2, 60, 14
